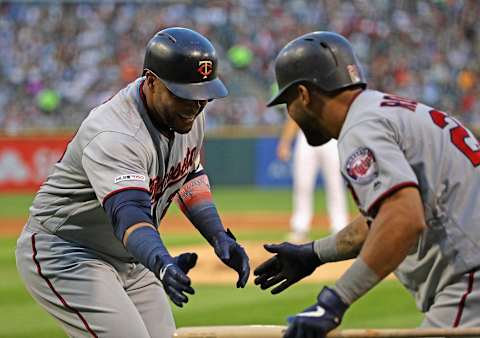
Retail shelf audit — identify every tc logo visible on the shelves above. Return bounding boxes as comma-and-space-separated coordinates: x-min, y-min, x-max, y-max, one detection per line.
197, 60, 213, 79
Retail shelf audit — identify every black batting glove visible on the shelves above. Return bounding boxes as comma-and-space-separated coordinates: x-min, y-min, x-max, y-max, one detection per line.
211, 229, 250, 288
254, 241, 322, 294
284, 287, 349, 338
157, 253, 197, 307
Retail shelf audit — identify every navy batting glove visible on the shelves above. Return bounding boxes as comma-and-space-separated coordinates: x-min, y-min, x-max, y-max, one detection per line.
212, 229, 250, 288
284, 287, 348, 338
174, 252, 198, 274
156, 254, 197, 308
254, 242, 322, 294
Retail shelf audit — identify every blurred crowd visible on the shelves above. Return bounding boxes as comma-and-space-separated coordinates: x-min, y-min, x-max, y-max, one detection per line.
1, 0, 480, 134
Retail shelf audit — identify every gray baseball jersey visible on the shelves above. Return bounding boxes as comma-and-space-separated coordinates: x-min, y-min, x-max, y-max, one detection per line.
28, 77, 203, 260
16, 77, 203, 338
338, 89, 480, 314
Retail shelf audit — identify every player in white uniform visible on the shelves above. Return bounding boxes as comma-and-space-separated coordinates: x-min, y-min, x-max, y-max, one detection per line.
255, 31, 480, 338
16, 27, 250, 338
277, 115, 348, 240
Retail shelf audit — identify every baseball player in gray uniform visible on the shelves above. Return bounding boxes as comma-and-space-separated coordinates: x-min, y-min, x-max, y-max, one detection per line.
254, 31, 480, 338
16, 27, 250, 338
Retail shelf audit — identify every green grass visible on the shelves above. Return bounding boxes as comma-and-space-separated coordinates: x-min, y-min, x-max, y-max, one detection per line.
173, 281, 422, 329
0, 194, 34, 218
0, 188, 357, 217
163, 228, 331, 247
0, 235, 421, 338
0, 189, 419, 337
210, 186, 357, 213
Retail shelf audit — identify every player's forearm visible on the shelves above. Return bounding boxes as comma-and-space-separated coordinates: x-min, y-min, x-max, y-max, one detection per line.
333, 187, 426, 305
360, 189, 425, 279
103, 189, 172, 275
314, 214, 368, 262
336, 214, 369, 259
176, 172, 226, 244
123, 222, 156, 246
122, 222, 173, 276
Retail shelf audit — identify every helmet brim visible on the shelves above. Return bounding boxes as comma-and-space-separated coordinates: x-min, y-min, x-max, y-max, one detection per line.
163, 78, 228, 100
266, 87, 289, 107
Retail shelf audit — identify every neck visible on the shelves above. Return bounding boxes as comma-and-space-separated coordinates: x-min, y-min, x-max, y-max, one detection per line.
323, 88, 363, 138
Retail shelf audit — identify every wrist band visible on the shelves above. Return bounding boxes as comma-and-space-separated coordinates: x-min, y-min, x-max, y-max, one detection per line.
313, 235, 338, 263
333, 256, 381, 305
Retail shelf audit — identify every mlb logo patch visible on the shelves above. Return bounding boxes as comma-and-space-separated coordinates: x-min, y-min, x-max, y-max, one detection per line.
345, 147, 378, 185
114, 174, 146, 184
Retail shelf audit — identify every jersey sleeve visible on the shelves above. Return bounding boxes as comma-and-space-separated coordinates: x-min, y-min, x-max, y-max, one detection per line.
82, 132, 151, 205
339, 118, 419, 218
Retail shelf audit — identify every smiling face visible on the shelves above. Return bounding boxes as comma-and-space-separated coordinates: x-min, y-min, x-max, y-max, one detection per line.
145, 72, 208, 134
285, 84, 332, 146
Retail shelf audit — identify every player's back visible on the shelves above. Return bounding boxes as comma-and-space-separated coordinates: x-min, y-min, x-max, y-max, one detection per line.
28, 79, 154, 260
339, 89, 480, 310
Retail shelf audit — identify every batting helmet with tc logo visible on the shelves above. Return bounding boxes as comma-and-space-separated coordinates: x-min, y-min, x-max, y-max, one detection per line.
143, 27, 228, 100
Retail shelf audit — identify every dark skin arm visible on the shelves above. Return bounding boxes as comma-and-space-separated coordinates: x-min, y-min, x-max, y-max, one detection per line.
333, 214, 369, 260
361, 187, 426, 278
253, 187, 424, 296
328, 187, 425, 271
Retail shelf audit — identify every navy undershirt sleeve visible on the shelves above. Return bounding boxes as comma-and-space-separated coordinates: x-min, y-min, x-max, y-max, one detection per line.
103, 189, 170, 275
103, 189, 153, 241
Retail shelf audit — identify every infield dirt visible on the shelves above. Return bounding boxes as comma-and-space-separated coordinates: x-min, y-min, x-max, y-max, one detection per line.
2, 213, 359, 283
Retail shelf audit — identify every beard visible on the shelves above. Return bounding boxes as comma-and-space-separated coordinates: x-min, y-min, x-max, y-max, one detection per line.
297, 117, 331, 146
304, 129, 331, 146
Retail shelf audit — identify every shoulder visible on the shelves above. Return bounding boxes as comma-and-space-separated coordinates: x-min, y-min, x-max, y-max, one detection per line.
339, 90, 416, 143
78, 80, 153, 147
83, 131, 148, 156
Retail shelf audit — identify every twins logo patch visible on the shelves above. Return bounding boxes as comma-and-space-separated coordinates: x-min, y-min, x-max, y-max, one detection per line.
345, 147, 378, 185
114, 174, 146, 184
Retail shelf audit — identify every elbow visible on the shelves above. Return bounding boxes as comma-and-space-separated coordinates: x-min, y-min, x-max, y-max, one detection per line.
391, 186, 427, 238
397, 209, 426, 247
413, 218, 427, 234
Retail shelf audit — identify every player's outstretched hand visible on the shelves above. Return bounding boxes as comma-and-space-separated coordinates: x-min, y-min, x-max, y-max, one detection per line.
284, 287, 348, 338
157, 253, 197, 308
174, 252, 198, 274
212, 229, 250, 288
254, 242, 322, 294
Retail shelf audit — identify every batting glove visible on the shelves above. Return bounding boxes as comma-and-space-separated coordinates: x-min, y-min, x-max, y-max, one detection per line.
157, 252, 197, 307
284, 287, 348, 338
212, 229, 250, 288
254, 242, 322, 294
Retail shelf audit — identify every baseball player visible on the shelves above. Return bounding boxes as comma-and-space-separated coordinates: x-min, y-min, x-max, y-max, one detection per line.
16, 27, 250, 338
277, 115, 348, 240
255, 31, 480, 338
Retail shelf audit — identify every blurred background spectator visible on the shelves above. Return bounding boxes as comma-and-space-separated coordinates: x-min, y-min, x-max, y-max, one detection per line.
0, 0, 479, 134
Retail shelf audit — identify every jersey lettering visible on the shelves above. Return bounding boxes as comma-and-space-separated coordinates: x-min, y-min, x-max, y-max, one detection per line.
380, 94, 418, 112
149, 146, 198, 205
159, 191, 178, 220
429, 109, 480, 167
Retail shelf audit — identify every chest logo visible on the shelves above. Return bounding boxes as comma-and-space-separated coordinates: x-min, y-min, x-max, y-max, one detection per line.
345, 147, 378, 185
198, 60, 213, 79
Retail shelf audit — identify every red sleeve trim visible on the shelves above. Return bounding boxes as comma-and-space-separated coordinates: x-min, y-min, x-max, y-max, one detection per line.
366, 181, 419, 216
102, 187, 150, 205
